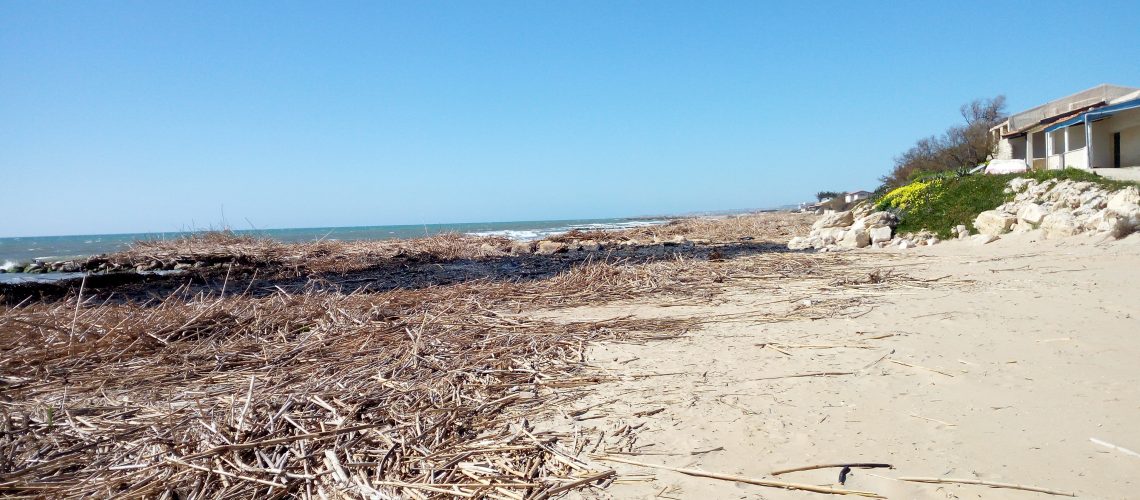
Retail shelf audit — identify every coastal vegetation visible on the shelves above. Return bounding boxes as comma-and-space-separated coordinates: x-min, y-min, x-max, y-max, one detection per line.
876, 168, 1137, 238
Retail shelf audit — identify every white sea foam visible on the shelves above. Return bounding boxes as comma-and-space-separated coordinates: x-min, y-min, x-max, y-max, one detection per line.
466, 220, 669, 241
1, 260, 17, 272
467, 230, 545, 240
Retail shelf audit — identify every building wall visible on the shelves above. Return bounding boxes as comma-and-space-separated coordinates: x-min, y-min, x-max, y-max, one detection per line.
1089, 108, 1140, 168
994, 138, 1013, 160
1123, 125, 1140, 167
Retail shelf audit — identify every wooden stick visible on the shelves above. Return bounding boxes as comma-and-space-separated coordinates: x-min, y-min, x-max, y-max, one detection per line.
755, 371, 854, 381
166, 457, 286, 488
1090, 437, 1140, 458
886, 359, 954, 377
535, 470, 615, 499
771, 463, 892, 476
908, 413, 956, 427
594, 455, 884, 498
897, 477, 1075, 496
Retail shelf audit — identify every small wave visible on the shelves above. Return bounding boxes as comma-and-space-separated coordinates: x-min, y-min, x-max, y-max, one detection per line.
467, 220, 669, 241
1, 260, 17, 272
469, 230, 544, 240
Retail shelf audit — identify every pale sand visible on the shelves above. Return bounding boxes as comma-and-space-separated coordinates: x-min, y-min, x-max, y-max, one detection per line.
541, 231, 1140, 499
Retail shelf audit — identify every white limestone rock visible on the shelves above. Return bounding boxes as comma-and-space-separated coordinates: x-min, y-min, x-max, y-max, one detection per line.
1040, 212, 1082, 239
1016, 203, 1047, 227
973, 234, 999, 245
974, 210, 1016, 236
811, 210, 854, 230
1106, 187, 1140, 217
869, 226, 893, 244
839, 229, 871, 249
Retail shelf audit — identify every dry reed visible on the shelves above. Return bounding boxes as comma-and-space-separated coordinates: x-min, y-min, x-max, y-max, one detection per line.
1, 218, 938, 498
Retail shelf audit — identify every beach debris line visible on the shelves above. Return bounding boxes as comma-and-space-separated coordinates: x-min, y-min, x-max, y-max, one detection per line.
593, 455, 886, 498
0, 215, 956, 497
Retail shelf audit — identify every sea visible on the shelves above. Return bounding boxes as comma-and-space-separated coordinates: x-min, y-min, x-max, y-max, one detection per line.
0, 217, 669, 282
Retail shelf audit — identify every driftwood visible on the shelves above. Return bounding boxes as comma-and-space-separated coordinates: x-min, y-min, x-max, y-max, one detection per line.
886, 358, 955, 377
771, 462, 893, 475
898, 476, 1076, 496
595, 455, 885, 498
755, 371, 855, 381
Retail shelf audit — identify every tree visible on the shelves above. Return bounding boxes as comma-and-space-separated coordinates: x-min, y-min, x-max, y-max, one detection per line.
816, 191, 842, 201
880, 96, 1007, 188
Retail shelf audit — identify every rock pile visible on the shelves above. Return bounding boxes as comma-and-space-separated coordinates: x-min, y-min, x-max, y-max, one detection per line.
975, 177, 1140, 240
787, 204, 906, 251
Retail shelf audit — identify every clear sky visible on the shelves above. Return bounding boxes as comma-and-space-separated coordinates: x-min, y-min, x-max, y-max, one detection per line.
3, 1, 1139, 237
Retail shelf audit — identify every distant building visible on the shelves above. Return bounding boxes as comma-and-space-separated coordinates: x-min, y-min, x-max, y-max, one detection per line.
844, 191, 872, 203
990, 84, 1140, 174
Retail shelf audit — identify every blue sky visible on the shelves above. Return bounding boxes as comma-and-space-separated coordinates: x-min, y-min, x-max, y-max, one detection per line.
3, 1, 1139, 237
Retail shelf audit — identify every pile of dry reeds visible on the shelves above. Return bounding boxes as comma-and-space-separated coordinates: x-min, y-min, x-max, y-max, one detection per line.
551, 213, 815, 245
2, 233, 927, 498
2, 251, 792, 498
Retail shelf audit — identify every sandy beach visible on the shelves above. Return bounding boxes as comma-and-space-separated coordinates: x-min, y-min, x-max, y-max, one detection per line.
538, 231, 1140, 499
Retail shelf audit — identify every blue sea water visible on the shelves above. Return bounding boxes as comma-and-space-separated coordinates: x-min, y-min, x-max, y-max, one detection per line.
0, 217, 668, 266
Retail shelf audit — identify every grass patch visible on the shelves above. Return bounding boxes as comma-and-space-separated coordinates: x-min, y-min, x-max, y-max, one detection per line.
876, 169, 1137, 238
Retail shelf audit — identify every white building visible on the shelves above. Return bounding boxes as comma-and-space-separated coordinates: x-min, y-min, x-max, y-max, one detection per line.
990, 84, 1140, 174
844, 191, 872, 203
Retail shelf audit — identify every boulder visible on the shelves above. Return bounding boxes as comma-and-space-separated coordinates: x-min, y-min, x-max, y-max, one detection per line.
579, 240, 602, 252
811, 210, 854, 230
818, 227, 847, 244
1106, 187, 1140, 216
973, 234, 999, 245
787, 237, 810, 250
510, 241, 537, 255
839, 230, 871, 249
535, 241, 568, 255
478, 243, 501, 255
859, 211, 898, 228
974, 210, 1016, 236
1040, 212, 1082, 239
869, 226, 893, 244
1016, 204, 1047, 227
1111, 217, 1139, 239
926, 237, 940, 246
897, 239, 914, 249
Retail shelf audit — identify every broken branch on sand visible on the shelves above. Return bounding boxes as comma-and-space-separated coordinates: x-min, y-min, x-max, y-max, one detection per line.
771, 463, 893, 476
897, 476, 1075, 496
594, 455, 885, 497
754, 371, 855, 381
886, 359, 955, 377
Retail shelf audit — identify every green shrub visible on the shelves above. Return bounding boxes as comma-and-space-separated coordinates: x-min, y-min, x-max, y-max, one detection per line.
875, 168, 1136, 238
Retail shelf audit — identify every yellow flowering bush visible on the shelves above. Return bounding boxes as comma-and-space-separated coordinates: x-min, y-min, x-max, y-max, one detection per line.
876, 179, 943, 212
